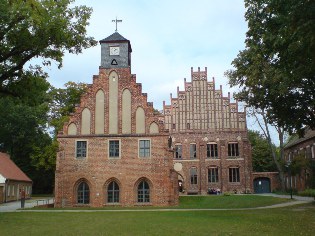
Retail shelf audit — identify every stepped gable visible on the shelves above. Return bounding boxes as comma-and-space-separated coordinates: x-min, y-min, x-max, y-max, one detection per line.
60, 68, 166, 136
163, 67, 247, 132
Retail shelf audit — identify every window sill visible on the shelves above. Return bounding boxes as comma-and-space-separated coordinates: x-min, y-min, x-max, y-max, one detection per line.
134, 203, 152, 206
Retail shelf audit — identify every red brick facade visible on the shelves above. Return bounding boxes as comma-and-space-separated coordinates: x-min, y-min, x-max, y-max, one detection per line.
163, 68, 253, 194
55, 32, 254, 208
55, 66, 179, 207
283, 129, 315, 191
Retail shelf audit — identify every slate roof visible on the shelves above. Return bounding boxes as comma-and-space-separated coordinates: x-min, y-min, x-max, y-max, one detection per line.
285, 128, 315, 149
99, 32, 129, 43
99, 32, 132, 52
0, 152, 32, 182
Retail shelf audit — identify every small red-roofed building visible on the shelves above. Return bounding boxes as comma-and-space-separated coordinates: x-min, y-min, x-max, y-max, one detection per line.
0, 152, 32, 203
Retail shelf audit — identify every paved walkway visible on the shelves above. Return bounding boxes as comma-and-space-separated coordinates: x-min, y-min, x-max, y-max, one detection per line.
0, 194, 313, 212
0, 198, 54, 212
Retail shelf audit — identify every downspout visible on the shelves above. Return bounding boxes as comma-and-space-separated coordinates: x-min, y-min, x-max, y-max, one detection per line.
4, 179, 8, 203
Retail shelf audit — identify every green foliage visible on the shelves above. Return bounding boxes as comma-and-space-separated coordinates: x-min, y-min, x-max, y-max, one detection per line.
289, 154, 311, 176
0, 95, 55, 193
298, 189, 315, 197
248, 130, 278, 172
225, 0, 315, 136
48, 81, 88, 135
0, 0, 97, 96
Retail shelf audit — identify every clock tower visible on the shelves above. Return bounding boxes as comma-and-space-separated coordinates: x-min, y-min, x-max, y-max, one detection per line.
99, 32, 132, 69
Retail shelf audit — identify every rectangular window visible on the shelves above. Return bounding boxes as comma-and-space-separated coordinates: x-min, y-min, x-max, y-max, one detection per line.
190, 168, 198, 185
76, 141, 87, 159
207, 143, 218, 158
229, 167, 240, 182
175, 145, 182, 159
208, 168, 219, 183
109, 140, 120, 158
190, 144, 196, 159
306, 146, 312, 159
7, 185, 10, 197
228, 143, 239, 157
139, 140, 150, 157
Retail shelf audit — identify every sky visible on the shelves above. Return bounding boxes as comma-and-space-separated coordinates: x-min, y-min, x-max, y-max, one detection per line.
45, 0, 276, 142
47, 0, 247, 108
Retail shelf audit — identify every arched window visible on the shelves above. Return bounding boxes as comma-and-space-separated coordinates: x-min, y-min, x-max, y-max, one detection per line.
107, 181, 119, 203
137, 181, 150, 203
77, 182, 90, 204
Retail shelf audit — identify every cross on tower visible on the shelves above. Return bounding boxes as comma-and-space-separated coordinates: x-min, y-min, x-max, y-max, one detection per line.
112, 17, 122, 32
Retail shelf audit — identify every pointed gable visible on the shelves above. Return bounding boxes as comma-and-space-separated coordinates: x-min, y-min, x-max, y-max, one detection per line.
0, 153, 32, 182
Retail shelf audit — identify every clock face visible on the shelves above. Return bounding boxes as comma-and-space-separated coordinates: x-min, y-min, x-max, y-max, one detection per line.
110, 46, 120, 55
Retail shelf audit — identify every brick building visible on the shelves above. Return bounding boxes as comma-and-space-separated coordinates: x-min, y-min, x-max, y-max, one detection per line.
283, 128, 315, 191
0, 152, 32, 203
55, 31, 254, 207
163, 68, 253, 194
54, 32, 178, 207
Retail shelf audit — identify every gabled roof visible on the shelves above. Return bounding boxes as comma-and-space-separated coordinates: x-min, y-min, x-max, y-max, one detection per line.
0, 152, 32, 182
99, 32, 132, 52
285, 128, 315, 149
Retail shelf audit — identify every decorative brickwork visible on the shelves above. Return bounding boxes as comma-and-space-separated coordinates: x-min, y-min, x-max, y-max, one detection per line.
55, 32, 178, 207
164, 67, 253, 194
55, 33, 254, 208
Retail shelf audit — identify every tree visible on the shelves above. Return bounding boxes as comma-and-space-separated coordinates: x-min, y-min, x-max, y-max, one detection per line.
248, 130, 277, 172
0, 0, 97, 97
246, 108, 286, 189
225, 0, 315, 136
48, 81, 88, 135
0, 94, 54, 193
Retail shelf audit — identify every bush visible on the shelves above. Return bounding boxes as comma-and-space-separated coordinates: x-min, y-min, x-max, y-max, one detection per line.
298, 189, 315, 197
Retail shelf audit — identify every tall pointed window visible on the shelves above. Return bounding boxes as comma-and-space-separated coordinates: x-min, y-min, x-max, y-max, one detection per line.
107, 181, 119, 203
77, 182, 90, 204
137, 181, 150, 203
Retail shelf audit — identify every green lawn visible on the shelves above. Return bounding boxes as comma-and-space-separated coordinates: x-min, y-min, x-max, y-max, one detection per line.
0, 196, 314, 235
29, 195, 291, 210
175, 195, 290, 209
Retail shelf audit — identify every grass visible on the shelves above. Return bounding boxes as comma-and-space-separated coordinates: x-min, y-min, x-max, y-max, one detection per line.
26, 195, 291, 210
0, 202, 314, 235
174, 195, 290, 209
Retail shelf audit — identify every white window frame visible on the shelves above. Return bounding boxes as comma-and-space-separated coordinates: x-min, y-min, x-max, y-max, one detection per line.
108, 139, 121, 159
138, 139, 151, 158
76, 140, 88, 159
